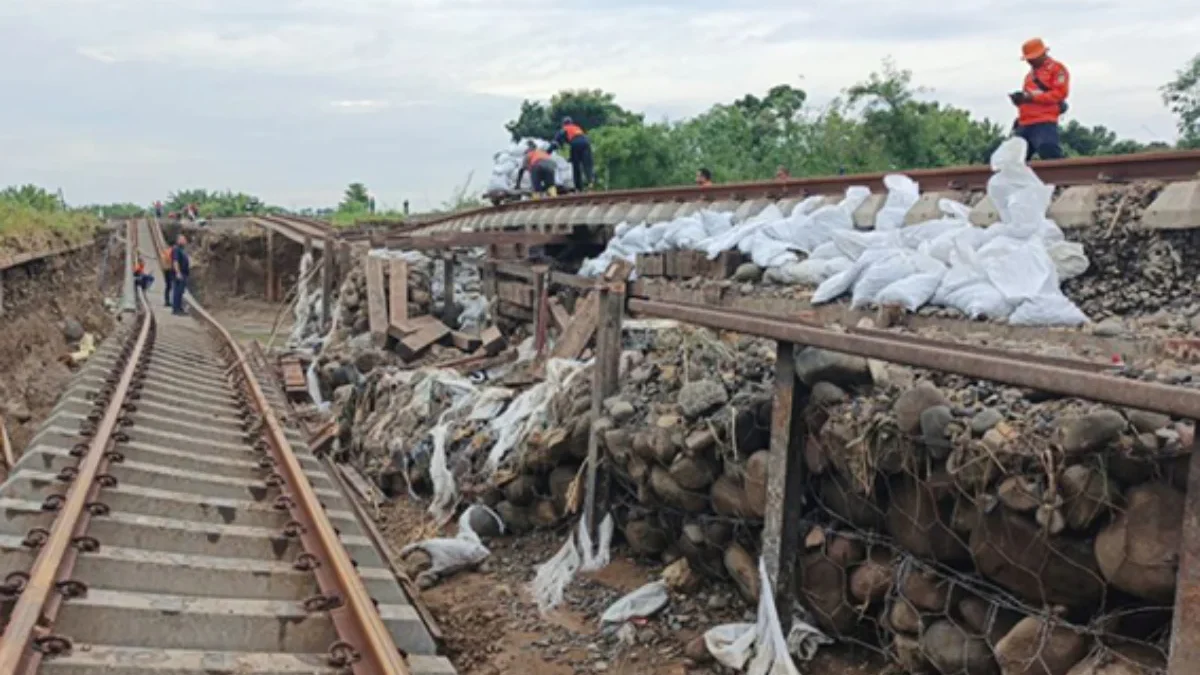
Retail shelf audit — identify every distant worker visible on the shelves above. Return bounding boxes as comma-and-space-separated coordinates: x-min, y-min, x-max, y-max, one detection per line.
550, 117, 594, 191
775, 166, 791, 181
696, 168, 713, 187
161, 239, 176, 307
515, 141, 558, 199
171, 235, 190, 316
154, 201, 163, 218
133, 257, 153, 291
368, 195, 376, 214
403, 199, 410, 215
1010, 38, 1069, 161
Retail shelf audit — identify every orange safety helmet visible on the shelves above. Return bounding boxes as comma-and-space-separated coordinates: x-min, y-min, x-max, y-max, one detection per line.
1022, 38, 1048, 61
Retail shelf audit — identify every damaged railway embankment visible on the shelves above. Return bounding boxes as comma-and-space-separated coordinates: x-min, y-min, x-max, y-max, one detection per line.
0, 227, 121, 471
280, 141, 1200, 675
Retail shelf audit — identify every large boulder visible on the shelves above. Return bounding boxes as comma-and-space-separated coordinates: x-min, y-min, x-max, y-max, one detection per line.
1094, 482, 1184, 603
970, 508, 1104, 610
994, 616, 1088, 675
921, 620, 999, 675
887, 476, 970, 563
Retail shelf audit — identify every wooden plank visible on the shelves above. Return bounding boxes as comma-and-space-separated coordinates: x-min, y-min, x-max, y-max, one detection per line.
387, 314, 438, 339
433, 347, 518, 373
450, 331, 482, 352
480, 326, 505, 355
495, 262, 537, 282
1, 415, 14, 469
497, 281, 535, 308
442, 254, 456, 315
549, 271, 592, 290
388, 259, 409, 329
265, 228, 275, 302
760, 341, 808, 634
636, 253, 665, 278
548, 298, 571, 331
321, 235, 334, 327
584, 277, 625, 535
365, 255, 388, 345
398, 319, 451, 361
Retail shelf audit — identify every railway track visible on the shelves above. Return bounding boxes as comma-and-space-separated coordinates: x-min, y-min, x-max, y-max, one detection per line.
330, 148, 1200, 239
0, 221, 452, 674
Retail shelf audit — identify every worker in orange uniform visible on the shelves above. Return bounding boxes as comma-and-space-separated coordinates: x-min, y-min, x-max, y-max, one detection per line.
160, 240, 176, 307
1010, 38, 1069, 161
515, 141, 558, 199
550, 117, 594, 192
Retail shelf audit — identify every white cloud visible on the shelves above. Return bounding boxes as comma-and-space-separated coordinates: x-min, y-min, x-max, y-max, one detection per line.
1, 0, 1196, 210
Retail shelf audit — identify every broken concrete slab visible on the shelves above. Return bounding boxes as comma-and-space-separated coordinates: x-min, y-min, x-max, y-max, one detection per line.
968, 195, 1001, 227
733, 198, 772, 223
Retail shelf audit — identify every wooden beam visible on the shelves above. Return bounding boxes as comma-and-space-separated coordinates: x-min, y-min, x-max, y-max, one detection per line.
533, 267, 548, 354
450, 331, 482, 352
386, 231, 569, 251
548, 298, 571, 331
388, 259, 409, 330
760, 341, 808, 634
365, 255, 388, 345
265, 228, 275, 302
321, 235, 334, 328
442, 253, 456, 316
480, 326, 505, 355
584, 272, 625, 534
398, 320, 451, 361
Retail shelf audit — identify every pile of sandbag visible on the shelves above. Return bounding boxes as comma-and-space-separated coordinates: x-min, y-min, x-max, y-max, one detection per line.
486, 138, 575, 195
578, 138, 1092, 326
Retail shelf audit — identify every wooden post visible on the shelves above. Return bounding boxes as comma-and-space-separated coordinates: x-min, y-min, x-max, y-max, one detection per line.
233, 251, 242, 296
442, 253, 456, 316
0, 270, 5, 318
365, 254, 388, 346
321, 235, 334, 328
1170, 432, 1200, 673
533, 266, 549, 354
337, 243, 351, 287
760, 341, 808, 633
389, 259, 409, 329
583, 275, 625, 534
265, 228, 275, 302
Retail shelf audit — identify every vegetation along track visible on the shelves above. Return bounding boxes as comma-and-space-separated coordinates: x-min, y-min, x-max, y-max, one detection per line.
0, 221, 452, 674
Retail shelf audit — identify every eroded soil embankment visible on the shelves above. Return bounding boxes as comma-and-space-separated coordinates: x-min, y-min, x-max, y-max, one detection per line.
1, 244, 118, 463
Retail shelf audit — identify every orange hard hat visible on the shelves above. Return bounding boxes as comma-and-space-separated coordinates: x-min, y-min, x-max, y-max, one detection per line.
1022, 38, 1048, 61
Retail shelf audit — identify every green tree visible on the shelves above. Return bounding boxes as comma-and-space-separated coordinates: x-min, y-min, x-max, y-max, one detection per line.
590, 123, 682, 189
1162, 53, 1200, 148
1059, 121, 1146, 156
165, 189, 273, 217
340, 183, 370, 212
505, 89, 642, 141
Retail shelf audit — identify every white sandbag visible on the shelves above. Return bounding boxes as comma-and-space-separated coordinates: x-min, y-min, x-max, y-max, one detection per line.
701, 210, 735, 236
601, 581, 669, 624
850, 249, 945, 309
1048, 240, 1089, 280
748, 236, 800, 268
874, 174, 919, 230
811, 247, 893, 305
876, 271, 946, 311
942, 281, 1013, 319
1009, 294, 1089, 326
764, 258, 852, 286
831, 229, 901, 261
397, 505, 500, 585
784, 186, 871, 253
977, 236, 1059, 303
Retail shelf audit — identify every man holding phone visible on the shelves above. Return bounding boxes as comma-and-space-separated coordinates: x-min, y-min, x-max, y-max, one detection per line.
1010, 38, 1070, 161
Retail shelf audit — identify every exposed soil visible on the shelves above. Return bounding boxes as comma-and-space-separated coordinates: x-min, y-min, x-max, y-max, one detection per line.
0, 245, 119, 470
377, 496, 888, 675
165, 222, 305, 308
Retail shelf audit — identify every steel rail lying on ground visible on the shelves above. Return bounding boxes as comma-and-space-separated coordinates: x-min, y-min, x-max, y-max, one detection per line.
628, 297, 1200, 418
0, 224, 152, 673
150, 223, 411, 675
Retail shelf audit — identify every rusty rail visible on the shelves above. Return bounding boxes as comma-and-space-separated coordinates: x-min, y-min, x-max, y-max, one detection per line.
148, 219, 409, 675
398, 147, 1200, 235
628, 297, 1200, 418
252, 215, 336, 249
0, 223, 151, 673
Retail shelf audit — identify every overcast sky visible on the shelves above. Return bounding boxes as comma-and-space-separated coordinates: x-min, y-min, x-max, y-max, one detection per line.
0, 0, 1196, 212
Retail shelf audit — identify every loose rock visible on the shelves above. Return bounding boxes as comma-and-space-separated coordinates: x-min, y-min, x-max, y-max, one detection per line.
677, 379, 729, 418
1057, 409, 1127, 455
894, 382, 950, 434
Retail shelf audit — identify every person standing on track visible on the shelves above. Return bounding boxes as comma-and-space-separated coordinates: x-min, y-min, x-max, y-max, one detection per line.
515, 141, 559, 199
161, 240, 176, 307
696, 168, 713, 187
1010, 38, 1069, 161
550, 117, 594, 192
171, 235, 190, 316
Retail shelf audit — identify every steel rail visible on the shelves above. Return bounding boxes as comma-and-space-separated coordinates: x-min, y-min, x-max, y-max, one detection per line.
628, 297, 1200, 419
252, 215, 335, 249
0, 224, 152, 673
396, 148, 1200, 235
146, 219, 409, 675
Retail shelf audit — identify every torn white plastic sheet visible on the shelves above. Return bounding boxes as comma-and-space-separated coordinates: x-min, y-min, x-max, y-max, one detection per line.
485, 358, 589, 474
873, 174, 920, 230
532, 514, 615, 614
704, 558, 830, 674
601, 581, 669, 624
